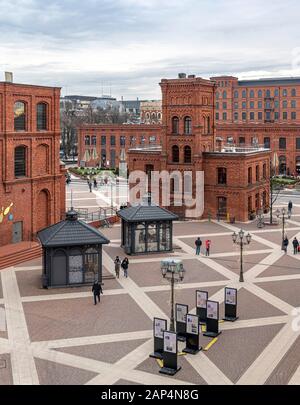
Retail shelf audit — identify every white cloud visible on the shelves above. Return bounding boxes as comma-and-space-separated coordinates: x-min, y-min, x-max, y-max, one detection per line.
0, 0, 300, 98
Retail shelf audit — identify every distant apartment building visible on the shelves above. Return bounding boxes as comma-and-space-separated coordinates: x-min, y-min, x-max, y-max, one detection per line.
140, 100, 162, 124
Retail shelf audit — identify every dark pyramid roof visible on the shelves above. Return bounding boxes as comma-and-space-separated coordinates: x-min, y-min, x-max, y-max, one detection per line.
37, 210, 110, 247
117, 204, 178, 222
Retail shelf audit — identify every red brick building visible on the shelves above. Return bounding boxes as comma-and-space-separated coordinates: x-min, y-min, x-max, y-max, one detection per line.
77, 124, 161, 168
0, 77, 66, 250
128, 74, 270, 222
212, 76, 300, 175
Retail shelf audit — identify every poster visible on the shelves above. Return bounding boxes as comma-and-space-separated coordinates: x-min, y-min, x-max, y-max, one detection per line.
186, 314, 199, 335
196, 291, 208, 309
225, 288, 237, 306
176, 304, 188, 323
154, 318, 167, 339
206, 300, 218, 320
164, 331, 177, 354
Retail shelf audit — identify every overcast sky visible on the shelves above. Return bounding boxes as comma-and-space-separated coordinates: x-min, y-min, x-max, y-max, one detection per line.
1, 0, 300, 99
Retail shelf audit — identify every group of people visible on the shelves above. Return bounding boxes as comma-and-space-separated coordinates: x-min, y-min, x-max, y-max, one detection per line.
195, 237, 211, 256
114, 256, 129, 278
87, 178, 98, 192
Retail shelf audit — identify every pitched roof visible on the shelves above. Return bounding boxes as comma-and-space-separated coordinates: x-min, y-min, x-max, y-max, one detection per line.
37, 212, 110, 247
117, 205, 178, 222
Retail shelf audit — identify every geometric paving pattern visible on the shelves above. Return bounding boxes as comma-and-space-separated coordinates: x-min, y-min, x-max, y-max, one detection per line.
1, 211, 300, 385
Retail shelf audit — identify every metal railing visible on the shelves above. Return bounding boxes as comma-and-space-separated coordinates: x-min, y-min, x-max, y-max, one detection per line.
67, 207, 118, 223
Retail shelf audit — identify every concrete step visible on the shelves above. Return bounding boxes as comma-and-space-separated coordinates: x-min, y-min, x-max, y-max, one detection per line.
0, 243, 42, 270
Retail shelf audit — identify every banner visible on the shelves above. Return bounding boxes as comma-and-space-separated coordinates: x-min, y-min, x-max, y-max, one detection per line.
176, 304, 188, 323
196, 291, 207, 309
225, 288, 237, 305
154, 318, 167, 339
186, 314, 199, 335
164, 331, 177, 354
207, 301, 218, 320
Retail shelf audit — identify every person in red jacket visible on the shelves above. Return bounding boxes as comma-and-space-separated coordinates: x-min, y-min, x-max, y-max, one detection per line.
205, 239, 211, 256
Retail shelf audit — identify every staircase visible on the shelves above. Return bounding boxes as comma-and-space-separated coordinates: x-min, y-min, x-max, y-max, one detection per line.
0, 242, 42, 270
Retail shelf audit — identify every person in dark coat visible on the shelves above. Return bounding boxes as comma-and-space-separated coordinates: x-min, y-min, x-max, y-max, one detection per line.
114, 256, 121, 278
121, 257, 129, 278
288, 200, 293, 218
195, 237, 202, 255
88, 181, 92, 192
92, 281, 103, 305
283, 236, 289, 254
292, 237, 299, 254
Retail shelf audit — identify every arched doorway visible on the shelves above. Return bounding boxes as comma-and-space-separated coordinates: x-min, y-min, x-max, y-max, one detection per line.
37, 189, 50, 231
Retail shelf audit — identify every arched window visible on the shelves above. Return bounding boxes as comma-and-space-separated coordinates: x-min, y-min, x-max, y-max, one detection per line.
172, 145, 179, 163
266, 89, 271, 98
258, 90, 262, 98
14, 146, 27, 177
84, 135, 90, 145
242, 90, 247, 98
250, 90, 254, 98
184, 116, 192, 134
207, 116, 211, 133
216, 92, 219, 100
223, 91, 227, 99
234, 90, 239, 98
184, 146, 192, 163
14, 101, 26, 131
37, 103, 47, 130
172, 117, 179, 134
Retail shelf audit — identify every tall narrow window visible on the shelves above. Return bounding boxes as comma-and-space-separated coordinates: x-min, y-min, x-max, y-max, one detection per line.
14, 146, 26, 177
14, 101, 26, 131
217, 168, 227, 185
172, 145, 179, 163
263, 163, 267, 179
84, 135, 90, 145
184, 146, 192, 163
256, 165, 260, 182
248, 167, 252, 184
184, 117, 192, 134
37, 103, 47, 130
172, 117, 179, 134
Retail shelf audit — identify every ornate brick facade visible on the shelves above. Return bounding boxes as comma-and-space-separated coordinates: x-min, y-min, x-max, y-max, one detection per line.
0, 80, 66, 247
77, 124, 161, 168
128, 75, 271, 222
212, 75, 300, 175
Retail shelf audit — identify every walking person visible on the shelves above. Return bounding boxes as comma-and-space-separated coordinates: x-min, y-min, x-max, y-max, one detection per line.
88, 181, 92, 193
292, 237, 299, 255
114, 255, 121, 278
205, 239, 211, 256
121, 257, 129, 278
283, 236, 289, 254
288, 200, 293, 219
93, 178, 98, 189
92, 281, 103, 305
195, 237, 202, 255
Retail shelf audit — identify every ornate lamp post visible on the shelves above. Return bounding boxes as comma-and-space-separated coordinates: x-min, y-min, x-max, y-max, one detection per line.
161, 259, 185, 332
276, 208, 287, 248
232, 229, 251, 282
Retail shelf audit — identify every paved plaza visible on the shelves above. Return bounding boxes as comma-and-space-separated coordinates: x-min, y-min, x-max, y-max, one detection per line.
2, 203, 300, 385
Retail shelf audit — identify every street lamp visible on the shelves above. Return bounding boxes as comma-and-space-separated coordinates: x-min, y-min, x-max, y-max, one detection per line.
276, 207, 287, 248
232, 229, 252, 282
161, 259, 185, 332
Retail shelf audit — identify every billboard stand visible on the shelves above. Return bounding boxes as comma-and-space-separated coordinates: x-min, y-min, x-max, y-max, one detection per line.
159, 331, 181, 376
196, 290, 208, 324
150, 318, 167, 359
183, 314, 202, 355
175, 303, 188, 342
203, 300, 222, 338
223, 287, 238, 322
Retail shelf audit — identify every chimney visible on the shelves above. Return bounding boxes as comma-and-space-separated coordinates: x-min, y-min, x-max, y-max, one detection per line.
188, 74, 196, 78
178, 73, 186, 79
5, 72, 13, 83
